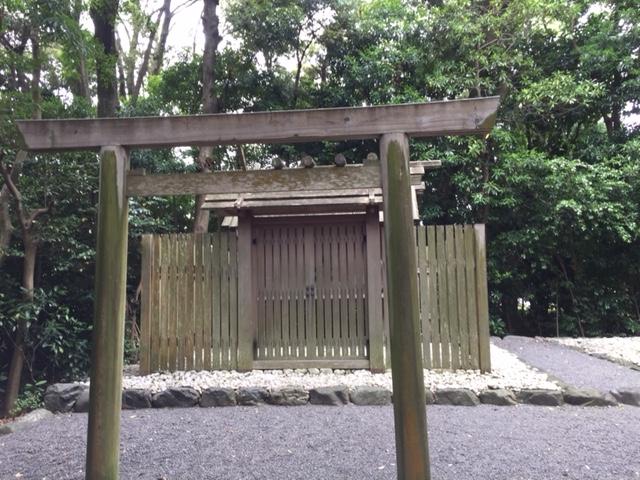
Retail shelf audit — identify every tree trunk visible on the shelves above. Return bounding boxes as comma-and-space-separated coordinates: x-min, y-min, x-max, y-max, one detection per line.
70, 0, 91, 100
502, 292, 525, 335
193, 0, 221, 233
201, 0, 220, 115
131, 16, 159, 103
124, 23, 140, 97
115, 34, 128, 99
292, 58, 303, 109
150, 0, 173, 76
30, 36, 42, 120
2, 237, 38, 417
0, 159, 23, 269
91, 0, 120, 117
0, 192, 14, 268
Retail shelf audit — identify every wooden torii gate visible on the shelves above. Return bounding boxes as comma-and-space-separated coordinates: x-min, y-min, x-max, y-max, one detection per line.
16, 96, 500, 480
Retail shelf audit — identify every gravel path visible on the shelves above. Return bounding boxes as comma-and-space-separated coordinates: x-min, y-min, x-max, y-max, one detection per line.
498, 336, 640, 392
1, 405, 639, 480
547, 337, 640, 369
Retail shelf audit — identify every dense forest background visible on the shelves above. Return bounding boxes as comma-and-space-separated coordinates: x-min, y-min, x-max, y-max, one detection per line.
0, 0, 638, 414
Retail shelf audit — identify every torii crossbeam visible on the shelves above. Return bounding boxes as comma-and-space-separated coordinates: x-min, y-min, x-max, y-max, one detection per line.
16, 97, 500, 480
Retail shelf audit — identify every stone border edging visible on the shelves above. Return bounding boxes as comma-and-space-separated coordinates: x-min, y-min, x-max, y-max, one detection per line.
40, 383, 640, 415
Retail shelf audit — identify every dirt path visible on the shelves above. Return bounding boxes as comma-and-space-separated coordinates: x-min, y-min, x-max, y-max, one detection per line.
1, 405, 639, 480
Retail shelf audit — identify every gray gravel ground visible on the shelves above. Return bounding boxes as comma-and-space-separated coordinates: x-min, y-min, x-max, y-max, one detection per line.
1, 405, 639, 480
498, 336, 640, 392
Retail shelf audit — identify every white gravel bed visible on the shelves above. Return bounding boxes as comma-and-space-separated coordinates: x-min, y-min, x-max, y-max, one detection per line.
113, 345, 559, 394
547, 337, 640, 369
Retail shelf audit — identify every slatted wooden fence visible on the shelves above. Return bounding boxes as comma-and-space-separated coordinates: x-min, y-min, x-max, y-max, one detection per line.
139, 224, 490, 373
139, 232, 239, 373
409, 224, 490, 371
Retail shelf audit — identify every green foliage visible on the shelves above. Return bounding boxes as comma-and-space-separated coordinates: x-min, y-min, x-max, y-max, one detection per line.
1, 0, 639, 401
0, 287, 92, 381
9, 379, 46, 417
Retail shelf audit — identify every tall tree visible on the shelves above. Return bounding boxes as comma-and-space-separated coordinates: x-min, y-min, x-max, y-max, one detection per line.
1, 24, 51, 414
192, 0, 221, 233
91, 0, 120, 116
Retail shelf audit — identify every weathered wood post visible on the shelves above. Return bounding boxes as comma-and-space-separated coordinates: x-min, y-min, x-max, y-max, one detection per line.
86, 146, 129, 480
237, 212, 254, 371
380, 133, 431, 480
365, 206, 385, 372
474, 224, 491, 372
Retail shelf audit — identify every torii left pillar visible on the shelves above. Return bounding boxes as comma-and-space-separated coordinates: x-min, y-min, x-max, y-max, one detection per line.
86, 145, 129, 480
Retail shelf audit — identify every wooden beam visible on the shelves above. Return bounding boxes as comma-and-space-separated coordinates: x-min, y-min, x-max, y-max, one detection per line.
17, 97, 500, 151
411, 160, 442, 170
203, 196, 382, 212
204, 202, 380, 217
86, 146, 129, 480
127, 164, 381, 197
252, 359, 370, 369
204, 187, 383, 202
380, 133, 431, 480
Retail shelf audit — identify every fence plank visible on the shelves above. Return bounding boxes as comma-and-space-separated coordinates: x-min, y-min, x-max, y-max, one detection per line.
314, 226, 325, 357
296, 226, 306, 357
366, 211, 384, 370
255, 226, 265, 360
220, 232, 230, 369
355, 223, 367, 358
211, 232, 221, 368
274, 227, 284, 358
321, 226, 332, 356
347, 225, 357, 356
174, 235, 183, 371
185, 235, 195, 370
435, 226, 450, 368
139, 235, 152, 374
330, 225, 341, 357
474, 225, 491, 372
417, 226, 431, 368
464, 226, 479, 369
235, 219, 250, 370
169, 235, 180, 371
379, 227, 391, 369
158, 236, 166, 371
304, 226, 316, 359
281, 227, 291, 358
338, 224, 349, 355
446, 225, 460, 370
425, 227, 440, 368
194, 234, 203, 370
150, 236, 161, 372
454, 225, 470, 368
229, 230, 238, 369
202, 235, 212, 369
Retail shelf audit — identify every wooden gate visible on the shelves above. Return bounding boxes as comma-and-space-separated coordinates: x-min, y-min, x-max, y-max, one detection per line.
251, 218, 369, 369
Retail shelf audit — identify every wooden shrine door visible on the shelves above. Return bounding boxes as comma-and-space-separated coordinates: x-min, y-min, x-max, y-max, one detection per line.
251, 216, 370, 368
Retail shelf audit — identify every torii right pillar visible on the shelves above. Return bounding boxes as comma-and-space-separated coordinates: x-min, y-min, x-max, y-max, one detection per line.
380, 133, 431, 480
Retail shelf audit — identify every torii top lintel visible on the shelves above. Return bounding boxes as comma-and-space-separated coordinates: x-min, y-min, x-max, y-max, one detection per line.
15, 97, 500, 152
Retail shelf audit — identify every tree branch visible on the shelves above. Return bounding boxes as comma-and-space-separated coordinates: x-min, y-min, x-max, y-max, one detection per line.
0, 160, 27, 228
